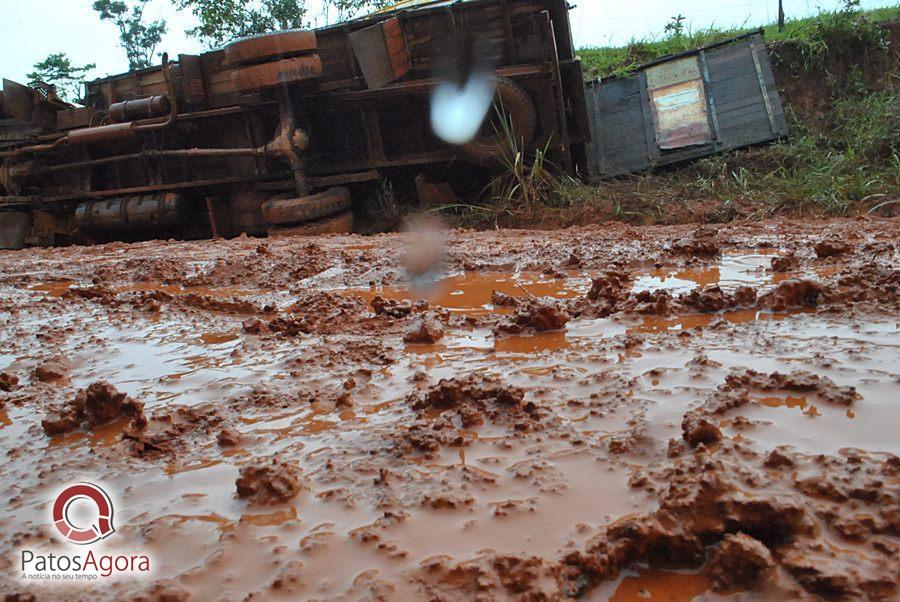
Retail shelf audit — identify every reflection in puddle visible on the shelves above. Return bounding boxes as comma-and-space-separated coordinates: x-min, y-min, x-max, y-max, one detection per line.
199, 332, 239, 345
403, 319, 626, 358
633, 250, 778, 294
610, 567, 711, 601
119, 282, 262, 297
633, 267, 720, 293
59, 321, 275, 405
48, 417, 131, 448
28, 280, 262, 299
345, 272, 586, 314
494, 331, 568, 353
28, 280, 76, 297
632, 308, 814, 334
757, 395, 809, 410
240, 507, 298, 527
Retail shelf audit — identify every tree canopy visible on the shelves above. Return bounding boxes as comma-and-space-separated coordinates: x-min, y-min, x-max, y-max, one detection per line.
176, 0, 393, 48
27, 53, 97, 103
93, 0, 167, 70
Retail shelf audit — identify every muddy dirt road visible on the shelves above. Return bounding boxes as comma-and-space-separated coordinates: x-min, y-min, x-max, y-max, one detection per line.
0, 217, 897, 600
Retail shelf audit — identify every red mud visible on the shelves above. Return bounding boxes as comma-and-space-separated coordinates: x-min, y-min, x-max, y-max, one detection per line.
0, 218, 897, 600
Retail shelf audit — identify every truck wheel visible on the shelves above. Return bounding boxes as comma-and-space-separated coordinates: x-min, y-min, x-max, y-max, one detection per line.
267, 211, 354, 237
462, 78, 537, 164
231, 55, 323, 92
224, 30, 318, 67
261, 187, 351, 225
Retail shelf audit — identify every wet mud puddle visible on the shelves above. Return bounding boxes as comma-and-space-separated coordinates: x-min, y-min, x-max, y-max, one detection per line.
1, 222, 898, 600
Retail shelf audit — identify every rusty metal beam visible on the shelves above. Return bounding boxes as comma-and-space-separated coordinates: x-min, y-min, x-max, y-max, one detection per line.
322, 65, 548, 101
41, 147, 266, 173
44, 176, 257, 203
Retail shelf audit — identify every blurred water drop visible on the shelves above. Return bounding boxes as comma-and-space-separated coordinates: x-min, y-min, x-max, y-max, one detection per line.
430, 71, 497, 145
402, 213, 448, 297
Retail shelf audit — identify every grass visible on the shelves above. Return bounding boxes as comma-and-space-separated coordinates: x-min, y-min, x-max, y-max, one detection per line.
435, 3, 899, 228
579, 3, 900, 80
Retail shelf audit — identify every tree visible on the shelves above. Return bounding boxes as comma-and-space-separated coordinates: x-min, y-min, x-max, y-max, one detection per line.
175, 0, 392, 48
175, 0, 307, 47
664, 14, 687, 40
27, 53, 97, 103
93, 0, 167, 70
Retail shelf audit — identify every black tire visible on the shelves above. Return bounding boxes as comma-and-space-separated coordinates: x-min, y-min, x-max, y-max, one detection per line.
462, 77, 538, 164
231, 55, 323, 92
261, 187, 351, 226
224, 30, 318, 67
267, 211, 354, 237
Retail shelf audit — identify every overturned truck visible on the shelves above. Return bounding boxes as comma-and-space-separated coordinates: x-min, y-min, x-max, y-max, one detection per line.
0, 0, 786, 249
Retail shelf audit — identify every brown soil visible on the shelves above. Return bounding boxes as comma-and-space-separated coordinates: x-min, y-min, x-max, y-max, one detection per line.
0, 217, 897, 600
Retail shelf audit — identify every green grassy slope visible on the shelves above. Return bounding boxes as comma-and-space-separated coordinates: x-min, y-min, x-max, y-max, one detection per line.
578, 5, 900, 81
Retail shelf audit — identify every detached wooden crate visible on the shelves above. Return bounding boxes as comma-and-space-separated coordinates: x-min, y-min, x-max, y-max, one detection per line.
586, 32, 789, 177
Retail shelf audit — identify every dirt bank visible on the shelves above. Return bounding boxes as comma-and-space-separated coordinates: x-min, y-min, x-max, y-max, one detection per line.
0, 217, 897, 600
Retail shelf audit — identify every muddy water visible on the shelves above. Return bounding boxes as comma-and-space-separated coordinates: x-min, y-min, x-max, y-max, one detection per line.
347, 250, 781, 312
1, 219, 898, 600
346, 271, 586, 314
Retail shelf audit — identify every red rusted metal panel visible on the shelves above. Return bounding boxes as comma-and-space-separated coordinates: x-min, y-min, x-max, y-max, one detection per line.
383, 18, 411, 80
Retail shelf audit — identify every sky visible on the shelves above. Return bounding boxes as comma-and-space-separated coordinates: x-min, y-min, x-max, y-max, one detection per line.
0, 0, 895, 86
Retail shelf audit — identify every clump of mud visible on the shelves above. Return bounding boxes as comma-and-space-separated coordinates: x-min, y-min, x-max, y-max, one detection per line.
587, 270, 632, 305
414, 553, 558, 599
759, 279, 822, 310
401, 375, 543, 453
496, 301, 570, 334
815, 238, 851, 258
771, 252, 800, 272
235, 457, 304, 504
705, 532, 775, 591
681, 285, 757, 312
371, 296, 418, 318
33, 356, 70, 384
562, 444, 899, 600
670, 227, 721, 257
124, 406, 225, 457
0, 372, 18, 392
403, 315, 445, 343
42, 381, 146, 435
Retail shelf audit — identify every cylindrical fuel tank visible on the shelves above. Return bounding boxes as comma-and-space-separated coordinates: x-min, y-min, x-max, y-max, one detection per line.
0, 211, 32, 249
67, 122, 137, 145
74, 193, 183, 233
109, 96, 171, 123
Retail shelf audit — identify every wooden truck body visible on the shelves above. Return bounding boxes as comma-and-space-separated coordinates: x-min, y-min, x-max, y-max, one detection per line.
0, 0, 589, 247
